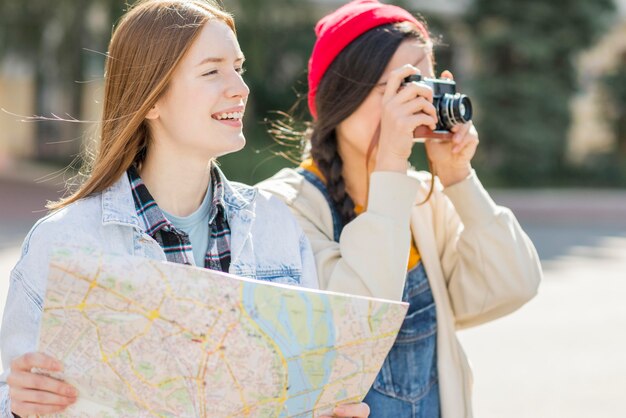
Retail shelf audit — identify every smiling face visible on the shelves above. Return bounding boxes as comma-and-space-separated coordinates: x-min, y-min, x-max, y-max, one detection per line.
146, 20, 249, 162
336, 39, 434, 161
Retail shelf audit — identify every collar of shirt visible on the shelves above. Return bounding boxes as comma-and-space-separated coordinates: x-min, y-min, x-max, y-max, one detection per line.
127, 164, 226, 236
126, 163, 231, 272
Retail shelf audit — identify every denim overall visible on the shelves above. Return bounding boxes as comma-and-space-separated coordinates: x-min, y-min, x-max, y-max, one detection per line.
298, 169, 441, 418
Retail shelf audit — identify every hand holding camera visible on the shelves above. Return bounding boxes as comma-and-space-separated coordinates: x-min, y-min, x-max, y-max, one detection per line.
375, 65, 479, 186
404, 72, 473, 142
375, 65, 439, 173
421, 70, 479, 187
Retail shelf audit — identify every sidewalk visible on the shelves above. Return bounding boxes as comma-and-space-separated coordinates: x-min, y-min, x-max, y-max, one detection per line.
490, 188, 626, 223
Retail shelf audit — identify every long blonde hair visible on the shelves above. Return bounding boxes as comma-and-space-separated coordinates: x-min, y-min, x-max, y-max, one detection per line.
48, 0, 234, 210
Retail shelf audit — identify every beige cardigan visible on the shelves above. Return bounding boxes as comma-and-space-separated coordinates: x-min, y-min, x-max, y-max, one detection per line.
258, 168, 542, 418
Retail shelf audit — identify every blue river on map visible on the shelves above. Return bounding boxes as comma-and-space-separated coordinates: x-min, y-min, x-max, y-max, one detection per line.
242, 283, 337, 416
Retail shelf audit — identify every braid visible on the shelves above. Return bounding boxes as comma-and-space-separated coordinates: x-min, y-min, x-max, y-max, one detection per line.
310, 130, 356, 227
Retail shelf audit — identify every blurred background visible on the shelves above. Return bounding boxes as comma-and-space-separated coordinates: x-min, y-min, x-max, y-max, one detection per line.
0, 0, 625, 417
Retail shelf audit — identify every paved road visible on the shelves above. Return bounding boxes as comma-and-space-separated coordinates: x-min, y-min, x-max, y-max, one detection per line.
459, 228, 626, 418
461, 190, 626, 417
1, 173, 625, 417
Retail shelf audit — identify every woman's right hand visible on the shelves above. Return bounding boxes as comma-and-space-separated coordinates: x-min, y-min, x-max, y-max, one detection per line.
7, 352, 77, 416
375, 64, 437, 172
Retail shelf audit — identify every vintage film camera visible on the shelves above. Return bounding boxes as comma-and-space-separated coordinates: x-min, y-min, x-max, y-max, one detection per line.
403, 74, 473, 134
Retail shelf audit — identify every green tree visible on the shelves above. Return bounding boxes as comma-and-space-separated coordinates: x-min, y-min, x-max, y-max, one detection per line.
466, 0, 616, 186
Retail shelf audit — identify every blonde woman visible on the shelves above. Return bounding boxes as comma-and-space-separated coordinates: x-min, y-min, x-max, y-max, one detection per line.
0, 1, 369, 417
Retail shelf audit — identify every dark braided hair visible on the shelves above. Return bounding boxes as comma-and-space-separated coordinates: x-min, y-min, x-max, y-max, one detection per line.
310, 22, 427, 226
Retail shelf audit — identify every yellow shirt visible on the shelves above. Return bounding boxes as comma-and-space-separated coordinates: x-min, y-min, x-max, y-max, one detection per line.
300, 158, 420, 270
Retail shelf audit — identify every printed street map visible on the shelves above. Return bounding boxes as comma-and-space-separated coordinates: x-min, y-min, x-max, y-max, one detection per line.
37, 247, 408, 417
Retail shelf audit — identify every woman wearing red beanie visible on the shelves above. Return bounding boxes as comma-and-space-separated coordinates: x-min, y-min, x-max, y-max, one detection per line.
259, 0, 543, 417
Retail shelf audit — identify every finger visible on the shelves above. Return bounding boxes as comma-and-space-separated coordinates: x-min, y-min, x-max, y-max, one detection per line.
334, 402, 371, 417
11, 400, 70, 416
452, 122, 472, 144
382, 65, 419, 103
395, 80, 434, 104
8, 371, 78, 397
11, 352, 62, 372
441, 70, 454, 80
408, 113, 438, 132
453, 133, 479, 154
452, 133, 470, 153
10, 387, 76, 406
399, 97, 437, 122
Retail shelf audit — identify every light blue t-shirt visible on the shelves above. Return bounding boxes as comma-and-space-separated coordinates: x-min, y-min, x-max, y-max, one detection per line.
162, 186, 212, 267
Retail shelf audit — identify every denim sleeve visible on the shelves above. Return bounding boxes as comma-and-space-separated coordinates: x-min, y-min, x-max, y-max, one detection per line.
0, 384, 10, 418
298, 231, 319, 290
0, 266, 43, 418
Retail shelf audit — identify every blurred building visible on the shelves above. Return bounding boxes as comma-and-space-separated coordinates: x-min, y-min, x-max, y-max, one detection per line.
568, 0, 626, 163
0, 58, 35, 161
0, 2, 109, 167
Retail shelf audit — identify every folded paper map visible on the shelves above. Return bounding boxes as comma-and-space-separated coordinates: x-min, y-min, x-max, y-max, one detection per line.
37, 247, 408, 417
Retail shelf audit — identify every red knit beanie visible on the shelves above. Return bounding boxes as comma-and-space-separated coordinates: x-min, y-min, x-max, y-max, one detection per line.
308, 0, 429, 119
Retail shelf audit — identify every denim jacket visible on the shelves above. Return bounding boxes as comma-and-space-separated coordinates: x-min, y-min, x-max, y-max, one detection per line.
0, 167, 317, 416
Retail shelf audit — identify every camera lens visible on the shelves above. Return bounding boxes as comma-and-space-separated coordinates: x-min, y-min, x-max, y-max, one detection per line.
440, 93, 473, 129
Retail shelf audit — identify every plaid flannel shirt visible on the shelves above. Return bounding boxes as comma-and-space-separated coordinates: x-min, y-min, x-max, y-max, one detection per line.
127, 165, 231, 272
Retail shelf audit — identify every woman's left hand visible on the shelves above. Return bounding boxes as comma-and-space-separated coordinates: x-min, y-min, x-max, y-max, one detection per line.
319, 402, 370, 417
424, 70, 479, 188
